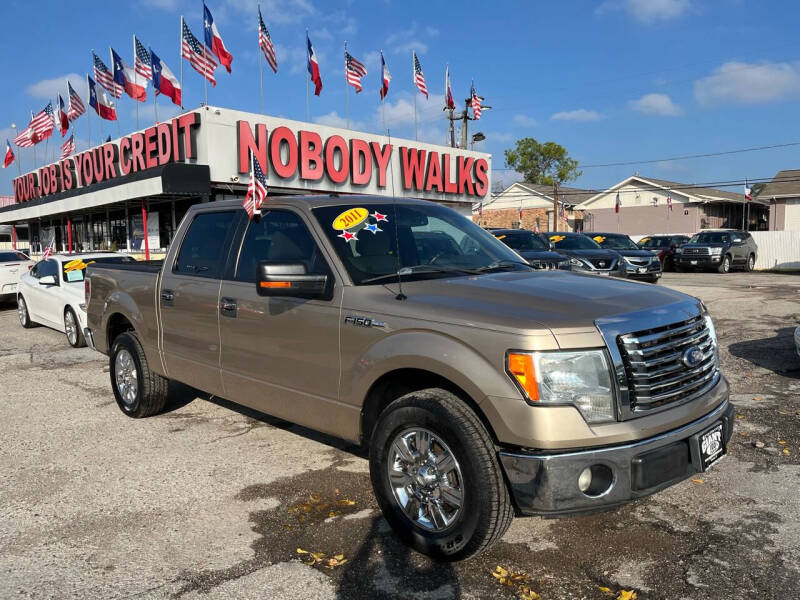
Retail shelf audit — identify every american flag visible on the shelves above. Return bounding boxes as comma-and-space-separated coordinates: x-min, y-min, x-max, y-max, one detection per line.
93, 51, 123, 98
67, 82, 85, 121
413, 51, 428, 98
182, 18, 217, 86
667, 194, 673, 212
258, 8, 277, 73
30, 103, 55, 142
13, 126, 35, 148
60, 134, 75, 159
134, 36, 152, 81
470, 82, 483, 120
244, 152, 268, 218
345, 51, 367, 93
42, 237, 55, 260
559, 203, 567, 222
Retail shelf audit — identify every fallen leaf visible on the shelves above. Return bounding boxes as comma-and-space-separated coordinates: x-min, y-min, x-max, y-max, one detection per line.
311, 552, 327, 561
309, 493, 323, 503
617, 591, 638, 600
778, 440, 787, 445
598, 586, 613, 593
328, 511, 340, 518
753, 441, 765, 449
283, 525, 293, 531
783, 448, 790, 455
518, 586, 541, 600
296, 548, 308, 555
754, 396, 761, 401
737, 414, 744, 420
336, 499, 356, 506
692, 479, 704, 484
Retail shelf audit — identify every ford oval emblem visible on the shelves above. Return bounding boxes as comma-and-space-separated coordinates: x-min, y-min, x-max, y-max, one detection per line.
682, 345, 704, 368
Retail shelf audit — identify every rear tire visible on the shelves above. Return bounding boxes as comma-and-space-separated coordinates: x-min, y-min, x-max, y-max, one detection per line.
17, 296, 34, 329
745, 254, 755, 272
109, 332, 168, 418
64, 307, 86, 348
717, 255, 731, 274
369, 388, 513, 561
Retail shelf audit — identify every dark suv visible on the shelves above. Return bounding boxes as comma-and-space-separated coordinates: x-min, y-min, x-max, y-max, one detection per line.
541, 231, 626, 277
491, 229, 571, 270
675, 230, 758, 273
638, 235, 690, 271
584, 232, 662, 283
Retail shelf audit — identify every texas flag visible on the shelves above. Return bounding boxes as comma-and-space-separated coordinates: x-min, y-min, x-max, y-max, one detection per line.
88, 75, 117, 121
204, 4, 233, 73
744, 179, 752, 202
307, 33, 322, 95
615, 191, 621, 214
111, 47, 146, 101
56, 94, 69, 137
3, 139, 14, 168
151, 49, 182, 107
379, 51, 391, 100
444, 65, 455, 110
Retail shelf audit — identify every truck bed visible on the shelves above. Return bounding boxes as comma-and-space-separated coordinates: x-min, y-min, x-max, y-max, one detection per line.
88, 260, 164, 274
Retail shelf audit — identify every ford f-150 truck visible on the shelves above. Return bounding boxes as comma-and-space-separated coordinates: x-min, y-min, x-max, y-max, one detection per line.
84, 196, 733, 561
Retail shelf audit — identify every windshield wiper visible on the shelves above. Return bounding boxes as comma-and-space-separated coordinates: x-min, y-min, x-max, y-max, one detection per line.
360, 265, 481, 285
474, 259, 535, 273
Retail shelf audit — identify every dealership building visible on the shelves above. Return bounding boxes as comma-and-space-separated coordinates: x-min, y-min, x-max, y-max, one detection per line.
0, 106, 491, 256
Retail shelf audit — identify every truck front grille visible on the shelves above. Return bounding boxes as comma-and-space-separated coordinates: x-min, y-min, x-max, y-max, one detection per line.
618, 315, 718, 412
682, 247, 709, 256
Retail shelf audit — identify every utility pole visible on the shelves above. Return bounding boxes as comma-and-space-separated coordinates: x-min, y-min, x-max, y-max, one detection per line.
446, 95, 491, 148
553, 181, 559, 232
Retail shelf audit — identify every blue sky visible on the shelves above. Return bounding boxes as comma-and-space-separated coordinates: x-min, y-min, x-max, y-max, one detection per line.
1, 0, 799, 196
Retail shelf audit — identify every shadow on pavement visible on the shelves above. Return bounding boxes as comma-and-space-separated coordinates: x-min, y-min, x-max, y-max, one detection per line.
728, 326, 800, 379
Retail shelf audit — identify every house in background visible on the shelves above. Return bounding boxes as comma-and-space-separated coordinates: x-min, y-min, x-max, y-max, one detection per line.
756, 169, 800, 231
474, 181, 593, 231
575, 175, 769, 235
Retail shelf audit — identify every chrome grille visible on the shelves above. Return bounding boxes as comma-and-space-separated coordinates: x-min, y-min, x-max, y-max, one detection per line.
617, 315, 718, 412
588, 257, 616, 270
682, 247, 709, 256
626, 257, 650, 266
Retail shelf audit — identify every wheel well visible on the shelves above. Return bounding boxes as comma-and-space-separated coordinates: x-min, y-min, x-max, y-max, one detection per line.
107, 313, 134, 348
360, 368, 498, 446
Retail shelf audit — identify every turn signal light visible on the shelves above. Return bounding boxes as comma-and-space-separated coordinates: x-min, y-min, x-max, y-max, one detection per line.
507, 353, 539, 401
259, 281, 292, 288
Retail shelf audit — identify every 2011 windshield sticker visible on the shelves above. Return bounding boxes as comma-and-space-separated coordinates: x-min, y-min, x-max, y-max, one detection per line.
335, 208, 389, 242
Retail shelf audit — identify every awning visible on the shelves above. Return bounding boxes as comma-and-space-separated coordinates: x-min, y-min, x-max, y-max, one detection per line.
0, 163, 210, 224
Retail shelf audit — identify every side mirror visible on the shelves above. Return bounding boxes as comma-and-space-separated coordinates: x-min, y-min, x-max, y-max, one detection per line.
549, 242, 555, 250
39, 275, 57, 286
256, 262, 329, 299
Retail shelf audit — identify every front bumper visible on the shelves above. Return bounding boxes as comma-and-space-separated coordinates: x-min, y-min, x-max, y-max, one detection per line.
624, 263, 662, 279
677, 255, 722, 268
498, 399, 734, 516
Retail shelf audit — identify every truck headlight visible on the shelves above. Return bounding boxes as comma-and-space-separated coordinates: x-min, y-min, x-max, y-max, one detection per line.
703, 313, 719, 367
507, 350, 616, 423
709, 247, 723, 255
675, 246, 683, 254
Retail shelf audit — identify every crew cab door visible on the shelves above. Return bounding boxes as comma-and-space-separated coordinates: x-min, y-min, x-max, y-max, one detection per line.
158, 209, 239, 397
217, 209, 350, 439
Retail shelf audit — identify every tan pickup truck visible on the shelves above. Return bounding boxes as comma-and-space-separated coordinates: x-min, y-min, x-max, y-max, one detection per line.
84, 196, 733, 560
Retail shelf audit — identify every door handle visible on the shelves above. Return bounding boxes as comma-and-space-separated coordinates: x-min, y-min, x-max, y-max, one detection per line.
220, 297, 237, 318
161, 289, 174, 306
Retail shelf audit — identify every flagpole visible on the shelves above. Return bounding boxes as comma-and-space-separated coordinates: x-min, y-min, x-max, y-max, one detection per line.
305, 28, 310, 123
133, 35, 140, 129
201, 3, 208, 107
12, 126, 22, 176
344, 41, 350, 129
258, 5, 264, 115
413, 51, 418, 141
86, 76, 92, 149
180, 16, 184, 110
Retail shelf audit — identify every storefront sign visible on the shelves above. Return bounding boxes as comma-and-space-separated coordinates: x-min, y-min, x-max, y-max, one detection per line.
236, 120, 489, 198
12, 113, 201, 203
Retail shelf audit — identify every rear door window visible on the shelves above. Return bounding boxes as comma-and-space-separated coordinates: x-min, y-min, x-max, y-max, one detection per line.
174, 211, 238, 278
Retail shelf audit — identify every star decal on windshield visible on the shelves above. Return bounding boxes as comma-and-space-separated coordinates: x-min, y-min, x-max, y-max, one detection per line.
372, 211, 388, 222
338, 230, 358, 242
364, 223, 381, 234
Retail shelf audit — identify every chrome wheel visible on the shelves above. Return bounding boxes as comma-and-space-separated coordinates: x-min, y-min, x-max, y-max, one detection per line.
387, 427, 464, 532
114, 349, 138, 408
17, 298, 27, 326
65, 311, 78, 345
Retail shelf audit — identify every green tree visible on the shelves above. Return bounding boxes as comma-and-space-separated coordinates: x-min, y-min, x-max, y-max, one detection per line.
504, 138, 582, 186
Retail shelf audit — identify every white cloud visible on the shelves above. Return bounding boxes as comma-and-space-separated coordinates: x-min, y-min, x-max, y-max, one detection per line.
313, 111, 365, 130
597, 0, 691, 23
223, 0, 316, 24
142, 0, 181, 9
551, 109, 605, 122
512, 114, 537, 127
694, 61, 800, 106
629, 93, 683, 116
26, 73, 85, 100
385, 24, 439, 55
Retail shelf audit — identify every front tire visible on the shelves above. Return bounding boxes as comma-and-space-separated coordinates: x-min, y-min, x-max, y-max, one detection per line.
17, 296, 34, 329
369, 388, 513, 561
717, 255, 731, 273
64, 307, 86, 348
110, 332, 168, 418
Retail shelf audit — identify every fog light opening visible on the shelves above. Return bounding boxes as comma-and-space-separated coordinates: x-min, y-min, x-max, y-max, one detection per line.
578, 464, 614, 497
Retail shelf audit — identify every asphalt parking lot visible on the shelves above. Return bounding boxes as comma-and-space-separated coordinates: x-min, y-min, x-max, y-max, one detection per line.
1, 271, 799, 600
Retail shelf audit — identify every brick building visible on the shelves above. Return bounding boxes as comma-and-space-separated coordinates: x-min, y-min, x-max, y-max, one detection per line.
474, 181, 592, 231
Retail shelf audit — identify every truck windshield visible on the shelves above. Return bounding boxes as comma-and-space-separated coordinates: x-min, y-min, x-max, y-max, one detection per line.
590, 235, 639, 250
495, 232, 549, 251
548, 234, 602, 250
313, 203, 531, 284
639, 237, 671, 249
689, 232, 731, 244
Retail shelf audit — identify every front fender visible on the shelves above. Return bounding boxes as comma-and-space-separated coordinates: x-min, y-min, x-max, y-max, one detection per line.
343, 329, 524, 413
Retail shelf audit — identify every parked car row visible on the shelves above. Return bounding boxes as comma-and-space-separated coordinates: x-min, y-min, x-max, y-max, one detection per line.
488, 227, 759, 279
